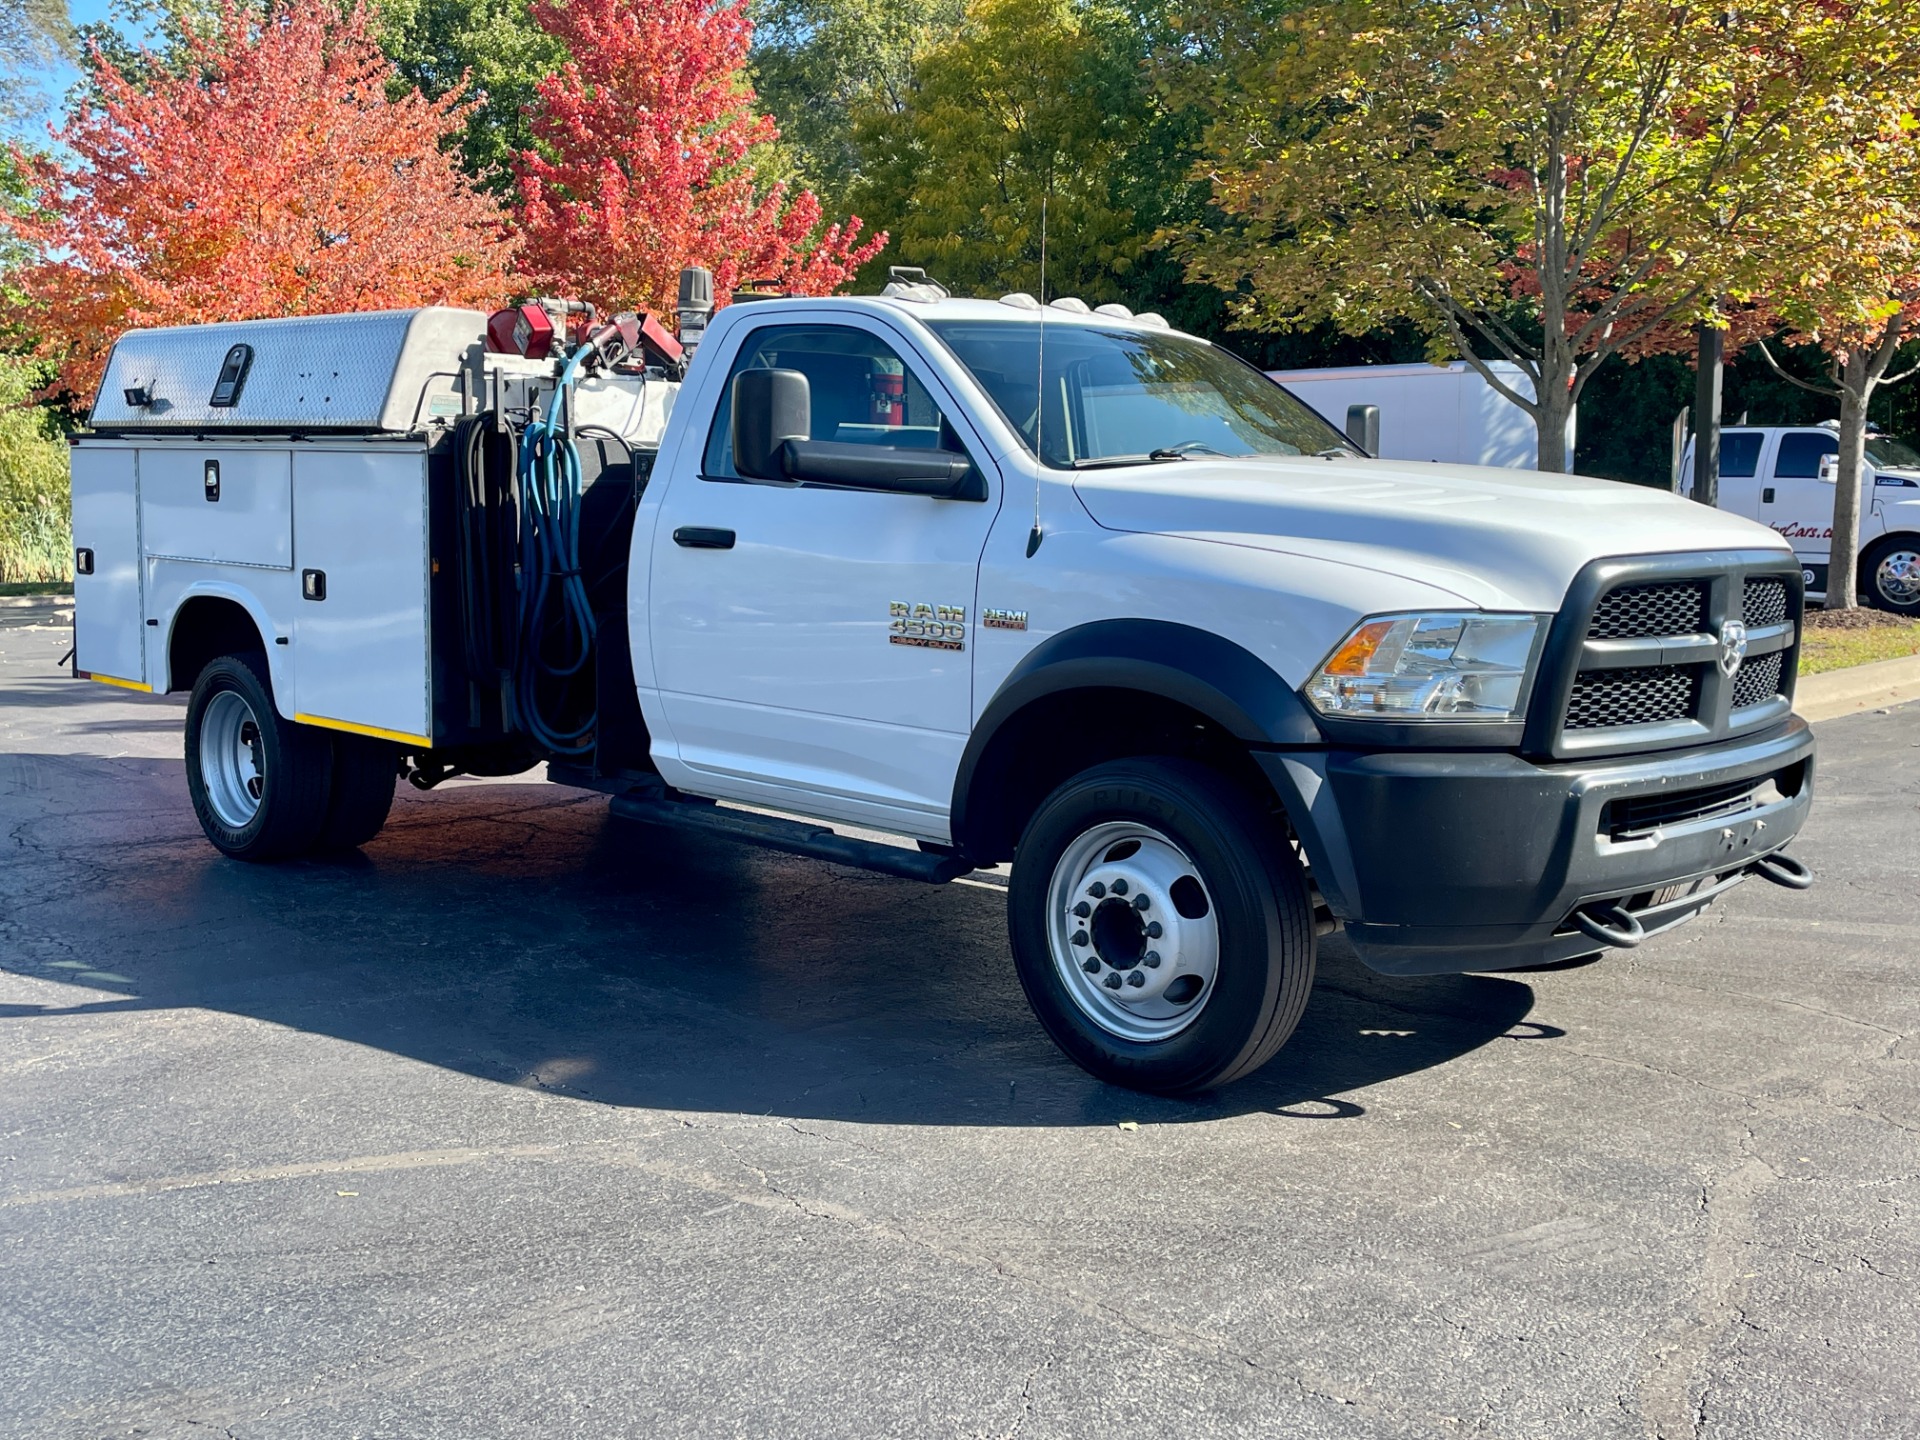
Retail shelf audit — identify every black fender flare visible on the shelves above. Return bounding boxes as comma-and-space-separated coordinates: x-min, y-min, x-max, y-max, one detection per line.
950, 618, 1330, 859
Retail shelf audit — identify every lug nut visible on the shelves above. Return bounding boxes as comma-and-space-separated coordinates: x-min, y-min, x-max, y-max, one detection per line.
1071, 930, 1089, 947
1111, 879, 1128, 896
1133, 893, 1150, 911
1089, 882, 1106, 898
1146, 922, 1162, 939
1073, 901, 1091, 918
1082, 957, 1100, 974
1126, 971, 1146, 988
1144, 951, 1161, 968
1103, 972, 1124, 990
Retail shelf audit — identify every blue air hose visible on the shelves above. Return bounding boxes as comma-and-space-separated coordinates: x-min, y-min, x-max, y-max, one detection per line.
513, 350, 598, 755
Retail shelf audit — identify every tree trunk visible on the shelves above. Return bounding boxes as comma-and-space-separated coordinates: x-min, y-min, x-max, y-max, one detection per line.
1829, 354, 1870, 612
1535, 374, 1574, 472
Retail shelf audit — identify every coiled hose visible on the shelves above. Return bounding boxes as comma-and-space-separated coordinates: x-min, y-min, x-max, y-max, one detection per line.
513, 351, 598, 756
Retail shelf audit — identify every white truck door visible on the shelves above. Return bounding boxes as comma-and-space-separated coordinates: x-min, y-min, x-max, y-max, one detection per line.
1760, 429, 1839, 567
649, 317, 1000, 835
1711, 429, 1766, 520
70, 443, 147, 689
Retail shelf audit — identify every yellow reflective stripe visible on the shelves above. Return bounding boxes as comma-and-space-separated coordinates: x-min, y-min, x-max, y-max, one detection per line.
293, 712, 431, 748
89, 673, 153, 693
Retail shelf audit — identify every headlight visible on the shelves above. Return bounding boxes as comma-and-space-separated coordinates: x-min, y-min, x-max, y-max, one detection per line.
1305, 612, 1545, 721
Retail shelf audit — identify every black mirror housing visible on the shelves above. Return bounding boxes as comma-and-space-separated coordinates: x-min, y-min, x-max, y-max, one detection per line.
781, 440, 983, 500
732, 368, 811, 480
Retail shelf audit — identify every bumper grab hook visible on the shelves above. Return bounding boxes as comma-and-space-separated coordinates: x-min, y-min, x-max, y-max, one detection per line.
1572, 903, 1646, 950
1752, 851, 1814, 890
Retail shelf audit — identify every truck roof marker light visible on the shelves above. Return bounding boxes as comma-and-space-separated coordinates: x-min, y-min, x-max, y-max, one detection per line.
1000, 292, 1042, 311
1095, 303, 1133, 319
1048, 297, 1091, 314
1323, 620, 1397, 676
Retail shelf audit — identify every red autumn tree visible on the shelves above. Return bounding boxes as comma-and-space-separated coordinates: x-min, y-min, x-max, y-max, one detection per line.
514, 0, 884, 318
4, 0, 516, 403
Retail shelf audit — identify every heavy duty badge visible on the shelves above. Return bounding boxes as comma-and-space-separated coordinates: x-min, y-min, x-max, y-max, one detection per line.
890, 601, 966, 651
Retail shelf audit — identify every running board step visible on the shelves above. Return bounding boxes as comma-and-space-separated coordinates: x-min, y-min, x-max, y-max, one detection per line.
609, 794, 975, 884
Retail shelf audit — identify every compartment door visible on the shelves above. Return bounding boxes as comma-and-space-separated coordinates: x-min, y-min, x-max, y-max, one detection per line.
139, 447, 294, 569
70, 445, 147, 688
290, 449, 432, 745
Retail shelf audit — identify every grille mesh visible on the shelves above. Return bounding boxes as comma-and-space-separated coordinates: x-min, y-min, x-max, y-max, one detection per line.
1566, 666, 1701, 730
1731, 650, 1785, 709
1588, 582, 1709, 640
1605, 777, 1762, 838
1742, 578, 1789, 628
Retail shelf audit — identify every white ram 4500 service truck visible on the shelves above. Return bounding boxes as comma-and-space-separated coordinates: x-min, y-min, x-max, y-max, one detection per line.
71, 272, 1817, 1093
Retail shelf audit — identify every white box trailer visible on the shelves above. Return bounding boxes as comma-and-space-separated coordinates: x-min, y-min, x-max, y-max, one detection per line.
1267, 361, 1573, 471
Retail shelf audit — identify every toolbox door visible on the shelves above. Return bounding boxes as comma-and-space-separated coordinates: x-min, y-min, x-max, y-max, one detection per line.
290, 448, 432, 745
70, 444, 147, 688
140, 447, 293, 569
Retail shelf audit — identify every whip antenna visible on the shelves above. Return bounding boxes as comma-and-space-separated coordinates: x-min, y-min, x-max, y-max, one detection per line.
1027, 193, 1048, 558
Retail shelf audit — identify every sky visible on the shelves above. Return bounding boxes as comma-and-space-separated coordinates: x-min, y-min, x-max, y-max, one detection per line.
7, 1, 136, 143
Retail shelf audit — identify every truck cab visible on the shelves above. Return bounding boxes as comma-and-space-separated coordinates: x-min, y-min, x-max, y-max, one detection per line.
70, 279, 1818, 1094
1681, 423, 1920, 612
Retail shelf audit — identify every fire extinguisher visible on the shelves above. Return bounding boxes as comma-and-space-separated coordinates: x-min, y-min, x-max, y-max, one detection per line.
870, 359, 905, 426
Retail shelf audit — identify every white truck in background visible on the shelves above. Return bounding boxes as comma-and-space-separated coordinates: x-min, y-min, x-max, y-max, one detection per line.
1680, 423, 1920, 613
68, 272, 1816, 1094
1267, 361, 1573, 471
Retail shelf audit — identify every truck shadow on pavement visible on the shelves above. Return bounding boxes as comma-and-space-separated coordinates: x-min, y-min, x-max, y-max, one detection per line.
2, 758, 1548, 1128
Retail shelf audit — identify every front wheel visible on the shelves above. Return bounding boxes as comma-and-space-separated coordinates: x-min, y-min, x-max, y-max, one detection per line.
1860, 536, 1920, 615
1008, 757, 1316, 1094
184, 653, 332, 861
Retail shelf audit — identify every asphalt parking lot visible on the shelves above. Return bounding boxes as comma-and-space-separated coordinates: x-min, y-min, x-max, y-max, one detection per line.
2, 593, 1916, 1440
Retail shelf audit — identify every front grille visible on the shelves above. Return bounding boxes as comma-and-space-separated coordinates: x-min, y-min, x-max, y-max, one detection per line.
1565, 666, 1702, 729
1742, 577, 1788, 629
1731, 650, 1784, 709
1604, 777, 1763, 839
1588, 582, 1709, 640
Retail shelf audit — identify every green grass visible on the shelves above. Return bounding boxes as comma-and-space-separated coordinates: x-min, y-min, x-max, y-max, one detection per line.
0, 358, 72, 586
1799, 620, 1920, 675
0, 579, 71, 597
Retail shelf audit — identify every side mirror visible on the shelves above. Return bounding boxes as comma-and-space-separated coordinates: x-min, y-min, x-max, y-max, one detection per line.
1345, 403, 1380, 455
731, 368, 810, 480
1818, 452, 1839, 483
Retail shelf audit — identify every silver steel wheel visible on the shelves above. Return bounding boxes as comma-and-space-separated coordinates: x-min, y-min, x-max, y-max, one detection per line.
1873, 548, 1920, 607
199, 689, 266, 829
1045, 821, 1220, 1043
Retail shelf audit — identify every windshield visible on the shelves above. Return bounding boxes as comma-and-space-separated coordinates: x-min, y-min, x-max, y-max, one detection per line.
924, 320, 1353, 468
1867, 436, 1920, 470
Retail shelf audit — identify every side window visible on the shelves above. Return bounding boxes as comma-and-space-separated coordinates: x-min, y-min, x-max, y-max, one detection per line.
1718, 431, 1762, 479
704, 323, 962, 480
1773, 431, 1838, 479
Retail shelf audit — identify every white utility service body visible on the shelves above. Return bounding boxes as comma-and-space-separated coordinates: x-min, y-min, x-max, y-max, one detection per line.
1679, 424, 1920, 612
71, 283, 1818, 1093
1266, 361, 1572, 470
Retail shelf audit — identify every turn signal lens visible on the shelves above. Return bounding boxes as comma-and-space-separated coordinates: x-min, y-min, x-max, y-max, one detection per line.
1322, 620, 1396, 677
1305, 612, 1545, 721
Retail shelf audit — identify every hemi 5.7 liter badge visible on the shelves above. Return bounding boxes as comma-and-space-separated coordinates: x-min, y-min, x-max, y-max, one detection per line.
890, 602, 966, 651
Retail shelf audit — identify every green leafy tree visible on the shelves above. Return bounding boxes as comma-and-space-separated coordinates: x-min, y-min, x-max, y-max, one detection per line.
848, 0, 1195, 308
1183, 0, 1905, 472
377, 0, 561, 191
0, 354, 70, 584
750, 0, 963, 200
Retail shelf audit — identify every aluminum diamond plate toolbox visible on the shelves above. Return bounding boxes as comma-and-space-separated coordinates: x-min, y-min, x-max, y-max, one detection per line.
89, 308, 487, 433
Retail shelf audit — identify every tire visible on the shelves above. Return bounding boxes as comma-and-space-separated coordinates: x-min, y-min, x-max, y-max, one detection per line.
315, 733, 398, 852
184, 652, 332, 862
1859, 536, 1920, 615
1007, 757, 1317, 1094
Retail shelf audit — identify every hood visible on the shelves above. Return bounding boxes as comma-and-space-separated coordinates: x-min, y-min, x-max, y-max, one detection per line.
1073, 455, 1791, 612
